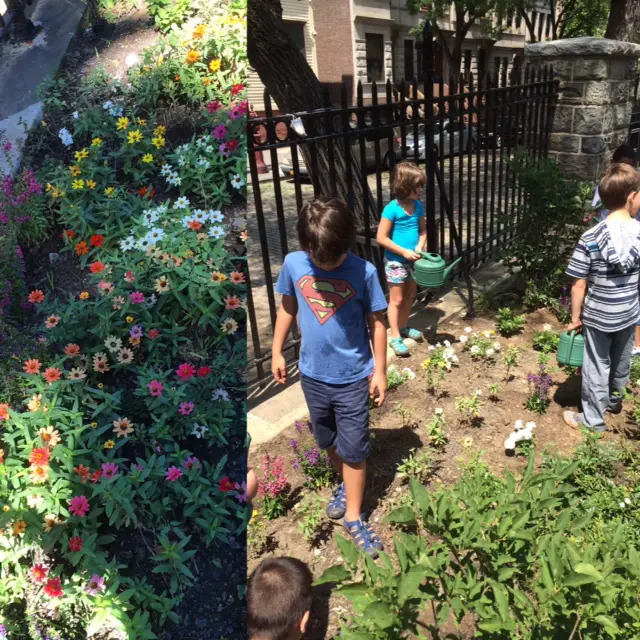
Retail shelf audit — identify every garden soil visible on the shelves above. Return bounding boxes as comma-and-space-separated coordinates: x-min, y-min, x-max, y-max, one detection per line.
248, 308, 639, 640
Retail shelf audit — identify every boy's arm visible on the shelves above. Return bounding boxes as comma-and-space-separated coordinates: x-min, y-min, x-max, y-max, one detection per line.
271, 294, 298, 384
567, 279, 587, 331
416, 215, 427, 253
376, 217, 421, 261
368, 310, 387, 406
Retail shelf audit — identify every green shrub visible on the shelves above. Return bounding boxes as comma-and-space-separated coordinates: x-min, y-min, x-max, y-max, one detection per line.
496, 307, 525, 337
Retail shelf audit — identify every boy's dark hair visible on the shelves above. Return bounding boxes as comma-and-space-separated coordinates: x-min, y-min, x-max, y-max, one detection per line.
599, 162, 640, 211
612, 143, 637, 166
248, 557, 313, 640
391, 161, 426, 200
297, 197, 356, 265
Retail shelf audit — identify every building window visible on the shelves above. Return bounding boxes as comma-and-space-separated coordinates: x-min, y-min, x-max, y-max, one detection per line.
464, 49, 471, 77
404, 40, 414, 80
502, 57, 508, 77
516, 11, 522, 29
478, 48, 487, 78
494, 56, 501, 77
538, 13, 544, 40
283, 21, 305, 59
365, 33, 384, 82
546, 13, 552, 38
531, 11, 537, 35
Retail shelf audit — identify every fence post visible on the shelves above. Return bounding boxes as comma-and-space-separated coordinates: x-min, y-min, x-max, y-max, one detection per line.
422, 22, 438, 254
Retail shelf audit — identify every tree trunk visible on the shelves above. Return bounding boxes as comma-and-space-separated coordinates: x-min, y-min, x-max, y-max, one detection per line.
247, 0, 378, 234
520, 9, 537, 42
605, 0, 640, 40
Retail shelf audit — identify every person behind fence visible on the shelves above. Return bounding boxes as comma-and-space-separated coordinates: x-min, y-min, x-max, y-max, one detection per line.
563, 163, 640, 432
376, 161, 427, 357
248, 556, 313, 640
270, 197, 388, 556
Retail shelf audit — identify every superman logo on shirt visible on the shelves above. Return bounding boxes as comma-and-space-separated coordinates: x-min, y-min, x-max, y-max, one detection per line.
297, 276, 356, 325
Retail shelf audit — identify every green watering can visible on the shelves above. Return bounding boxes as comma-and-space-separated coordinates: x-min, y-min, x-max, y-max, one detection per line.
413, 253, 462, 288
557, 330, 584, 367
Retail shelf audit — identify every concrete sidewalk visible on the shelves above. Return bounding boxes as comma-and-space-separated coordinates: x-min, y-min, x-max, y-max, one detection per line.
248, 261, 513, 449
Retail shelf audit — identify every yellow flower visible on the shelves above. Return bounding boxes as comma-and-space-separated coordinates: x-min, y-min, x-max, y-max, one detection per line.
86, 179, 96, 190
79, 291, 89, 300
104, 440, 115, 449
156, 55, 164, 65
193, 24, 206, 39
72, 179, 84, 190
151, 136, 166, 149
74, 148, 89, 161
186, 50, 201, 64
127, 130, 143, 144
154, 125, 166, 136
104, 187, 116, 197
203, 78, 212, 87
41, 120, 47, 126
69, 165, 82, 177
116, 117, 129, 131
90, 421, 98, 428
97, 383, 104, 389
2, 505, 9, 512
125, 315, 134, 324
52, 188, 64, 198
91, 137, 102, 147
142, 153, 153, 163
45, 183, 52, 192
209, 58, 221, 73
136, 118, 147, 126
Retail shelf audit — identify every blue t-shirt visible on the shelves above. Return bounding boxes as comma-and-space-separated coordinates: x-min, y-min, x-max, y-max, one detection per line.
275, 251, 388, 384
381, 199, 425, 263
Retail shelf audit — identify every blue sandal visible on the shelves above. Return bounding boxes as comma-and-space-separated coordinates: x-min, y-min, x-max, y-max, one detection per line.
390, 337, 409, 357
327, 483, 346, 519
400, 327, 423, 342
343, 517, 382, 557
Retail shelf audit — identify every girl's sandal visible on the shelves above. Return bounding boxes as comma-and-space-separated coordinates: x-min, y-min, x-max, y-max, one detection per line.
400, 327, 423, 342
390, 337, 409, 357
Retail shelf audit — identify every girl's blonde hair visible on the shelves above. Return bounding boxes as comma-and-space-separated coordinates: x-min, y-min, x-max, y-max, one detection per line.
391, 162, 427, 200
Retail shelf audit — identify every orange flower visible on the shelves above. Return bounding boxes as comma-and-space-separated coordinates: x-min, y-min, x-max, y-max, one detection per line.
29, 465, 49, 484
174, 74, 181, 82
225, 295, 242, 310
29, 447, 51, 466
28, 290, 45, 304
211, 271, 227, 283
193, 24, 206, 39
187, 220, 202, 231
79, 291, 89, 300
186, 50, 200, 64
230, 271, 245, 284
63, 229, 76, 240
43, 367, 62, 385
45, 315, 60, 329
74, 464, 90, 482
12, 520, 27, 535
75, 241, 88, 256
90, 261, 105, 274
203, 78, 212, 86
23, 359, 42, 374
0, 404, 9, 421
64, 343, 80, 357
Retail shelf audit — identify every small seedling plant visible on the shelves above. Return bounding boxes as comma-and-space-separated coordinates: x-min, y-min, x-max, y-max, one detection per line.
421, 343, 457, 396
504, 345, 521, 380
394, 403, 416, 429
533, 324, 560, 354
461, 330, 500, 363
488, 383, 500, 401
496, 307, 526, 337
455, 390, 484, 426
387, 365, 415, 391
427, 409, 447, 450
397, 448, 433, 484
297, 494, 327, 546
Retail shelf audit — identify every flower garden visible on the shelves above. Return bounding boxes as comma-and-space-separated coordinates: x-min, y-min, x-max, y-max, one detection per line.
248, 158, 640, 639
0, 2, 247, 638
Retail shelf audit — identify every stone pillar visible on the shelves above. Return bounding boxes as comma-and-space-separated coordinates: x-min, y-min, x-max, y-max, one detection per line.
525, 37, 640, 182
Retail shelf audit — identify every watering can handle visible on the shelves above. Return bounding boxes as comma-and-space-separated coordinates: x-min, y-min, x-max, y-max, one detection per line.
420, 252, 440, 262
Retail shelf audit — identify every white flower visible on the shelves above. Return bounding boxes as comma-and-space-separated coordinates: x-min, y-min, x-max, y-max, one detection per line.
119, 236, 135, 251
482, 330, 491, 338
475, 390, 482, 396
435, 408, 443, 415
212, 388, 230, 402
178, 157, 186, 167
181, 216, 194, 228
464, 327, 472, 334
514, 420, 524, 431
205, 144, 214, 153
443, 340, 451, 348
160, 163, 172, 176
102, 100, 113, 110
436, 342, 442, 348
145, 294, 157, 308
209, 225, 225, 239
58, 128, 73, 147
231, 174, 245, 189
193, 209, 207, 223
104, 335, 123, 353
620, 502, 626, 509
470, 345, 480, 354
624, 497, 632, 505
192, 423, 208, 438
450, 354, 459, 363
207, 210, 223, 223
543, 323, 552, 332
137, 237, 151, 251
402, 368, 416, 380
428, 345, 435, 351
486, 348, 495, 356
72, 111, 79, 119
168, 175, 182, 186
196, 138, 206, 148
145, 227, 165, 244
175, 196, 190, 209
201, 160, 211, 169
459, 335, 468, 344
125, 53, 140, 67
387, 365, 397, 373
142, 208, 160, 227
525, 421, 537, 431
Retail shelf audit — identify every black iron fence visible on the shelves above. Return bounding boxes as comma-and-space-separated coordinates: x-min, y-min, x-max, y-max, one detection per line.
247, 33, 558, 397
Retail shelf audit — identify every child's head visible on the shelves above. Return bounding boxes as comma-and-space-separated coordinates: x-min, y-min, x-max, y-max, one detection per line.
598, 162, 640, 213
248, 557, 313, 640
391, 162, 426, 200
297, 197, 356, 266
612, 142, 637, 168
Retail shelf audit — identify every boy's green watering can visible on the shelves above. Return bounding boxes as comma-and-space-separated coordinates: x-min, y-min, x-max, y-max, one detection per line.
557, 330, 584, 367
413, 253, 462, 288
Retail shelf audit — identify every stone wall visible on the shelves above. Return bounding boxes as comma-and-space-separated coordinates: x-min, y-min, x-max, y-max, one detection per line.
525, 38, 640, 182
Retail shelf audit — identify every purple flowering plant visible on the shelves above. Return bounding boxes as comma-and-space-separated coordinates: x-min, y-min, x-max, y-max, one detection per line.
526, 360, 553, 414
290, 421, 335, 490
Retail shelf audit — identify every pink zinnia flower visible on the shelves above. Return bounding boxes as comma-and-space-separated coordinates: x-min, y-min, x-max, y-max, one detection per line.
148, 329, 160, 340
69, 536, 83, 552
176, 363, 196, 381
197, 366, 211, 377
85, 574, 105, 595
229, 105, 244, 120
69, 495, 90, 517
213, 124, 227, 140
101, 462, 119, 479
218, 143, 230, 158
183, 456, 200, 471
130, 291, 145, 304
179, 401, 195, 416
206, 100, 222, 113
124, 271, 136, 283
147, 380, 164, 397
166, 466, 183, 481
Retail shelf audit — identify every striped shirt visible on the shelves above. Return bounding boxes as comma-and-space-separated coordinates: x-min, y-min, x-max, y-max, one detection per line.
566, 220, 640, 332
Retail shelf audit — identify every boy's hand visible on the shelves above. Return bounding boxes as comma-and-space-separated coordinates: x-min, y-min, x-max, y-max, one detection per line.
566, 319, 583, 332
403, 249, 421, 262
272, 353, 287, 384
369, 371, 387, 407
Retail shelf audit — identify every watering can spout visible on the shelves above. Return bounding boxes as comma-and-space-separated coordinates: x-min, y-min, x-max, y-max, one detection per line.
443, 257, 462, 280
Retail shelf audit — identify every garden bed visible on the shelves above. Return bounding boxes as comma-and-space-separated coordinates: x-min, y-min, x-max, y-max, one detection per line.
248, 307, 640, 639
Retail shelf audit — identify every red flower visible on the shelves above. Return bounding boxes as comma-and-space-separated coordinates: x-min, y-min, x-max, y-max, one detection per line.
197, 366, 211, 377
63, 229, 76, 239
28, 290, 45, 304
219, 476, 234, 492
227, 139, 239, 152
231, 83, 245, 96
206, 100, 222, 113
75, 241, 88, 256
176, 363, 196, 381
74, 465, 90, 483
31, 564, 48, 583
29, 447, 51, 466
44, 577, 63, 597
91, 469, 103, 484
0, 404, 8, 421
90, 234, 104, 247
69, 536, 83, 552
138, 185, 156, 198
148, 329, 159, 340
90, 261, 105, 274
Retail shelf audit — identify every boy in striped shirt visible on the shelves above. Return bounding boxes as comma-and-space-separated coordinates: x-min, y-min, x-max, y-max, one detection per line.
564, 163, 640, 431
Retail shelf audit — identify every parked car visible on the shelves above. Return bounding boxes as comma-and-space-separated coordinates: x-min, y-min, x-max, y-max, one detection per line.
478, 116, 525, 149
279, 123, 400, 179
401, 119, 478, 160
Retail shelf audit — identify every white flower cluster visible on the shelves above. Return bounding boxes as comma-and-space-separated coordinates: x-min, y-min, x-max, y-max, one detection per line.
619, 497, 632, 509
504, 420, 536, 452
427, 341, 459, 368
102, 100, 124, 117
58, 128, 73, 147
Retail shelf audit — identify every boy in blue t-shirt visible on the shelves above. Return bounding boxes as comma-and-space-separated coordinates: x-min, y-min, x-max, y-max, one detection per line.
272, 197, 388, 556
376, 162, 427, 356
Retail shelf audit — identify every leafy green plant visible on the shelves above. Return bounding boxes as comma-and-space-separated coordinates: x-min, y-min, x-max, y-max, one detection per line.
455, 390, 484, 426
533, 324, 560, 354
297, 494, 327, 546
387, 365, 415, 391
526, 362, 553, 415
463, 330, 500, 363
496, 307, 525, 337
504, 345, 521, 380
146, 0, 194, 32
393, 403, 416, 428
421, 343, 457, 395
426, 409, 446, 450
488, 383, 500, 401
397, 448, 433, 484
